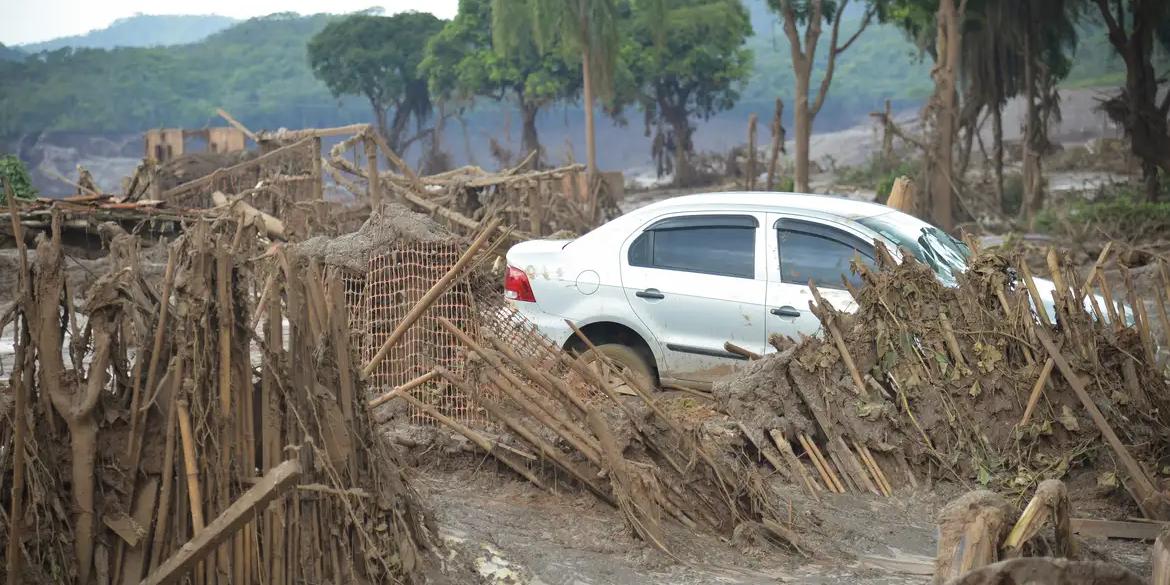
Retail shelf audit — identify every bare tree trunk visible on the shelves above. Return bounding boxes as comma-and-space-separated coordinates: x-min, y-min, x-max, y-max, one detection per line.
1021, 20, 1045, 222
766, 98, 786, 190
520, 99, 542, 169
668, 111, 693, 187
582, 45, 598, 183
992, 103, 1005, 212
1094, 0, 1170, 201
793, 70, 812, 193
925, 0, 964, 230
369, 97, 392, 152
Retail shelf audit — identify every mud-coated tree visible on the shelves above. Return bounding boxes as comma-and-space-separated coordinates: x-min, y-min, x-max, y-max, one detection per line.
767, 0, 878, 194
423, 0, 580, 167
307, 12, 443, 153
626, 0, 754, 186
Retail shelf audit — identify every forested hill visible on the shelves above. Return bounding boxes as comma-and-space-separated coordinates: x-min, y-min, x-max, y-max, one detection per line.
0, 43, 24, 62
19, 14, 238, 52
0, 2, 1141, 140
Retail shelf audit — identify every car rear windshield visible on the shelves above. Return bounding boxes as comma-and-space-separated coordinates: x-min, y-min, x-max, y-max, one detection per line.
857, 212, 970, 285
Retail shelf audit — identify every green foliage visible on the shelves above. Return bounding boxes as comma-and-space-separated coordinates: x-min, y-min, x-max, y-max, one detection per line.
422, 0, 578, 107
500, 0, 621, 100
0, 13, 370, 136
0, 0, 1160, 146
742, 12, 933, 107
19, 15, 237, 52
1034, 184, 1170, 241
0, 43, 24, 62
0, 155, 38, 202
839, 156, 919, 202
624, 0, 754, 179
307, 12, 443, 146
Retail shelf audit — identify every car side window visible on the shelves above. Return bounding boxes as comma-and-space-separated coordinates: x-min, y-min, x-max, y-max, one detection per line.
776, 218, 875, 289
628, 215, 756, 279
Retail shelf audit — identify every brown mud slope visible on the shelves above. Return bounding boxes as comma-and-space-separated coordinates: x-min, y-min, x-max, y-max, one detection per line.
716, 245, 1170, 503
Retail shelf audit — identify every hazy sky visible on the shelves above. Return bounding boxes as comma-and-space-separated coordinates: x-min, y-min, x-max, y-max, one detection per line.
0, 1, 459, 45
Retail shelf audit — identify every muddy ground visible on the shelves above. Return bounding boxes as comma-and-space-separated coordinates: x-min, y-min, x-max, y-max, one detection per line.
410, 454, 1151, 585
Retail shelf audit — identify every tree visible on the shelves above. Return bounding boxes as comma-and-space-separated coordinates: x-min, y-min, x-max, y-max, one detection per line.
627, 0, 754, 186
882, 0, 967, 230
1091, 0, 1170, 201
307, 12, 444, 153
959, 0, 1078, 219
422, 0, 580, 166
767, 0, 877, 193
494, 0, 620, 181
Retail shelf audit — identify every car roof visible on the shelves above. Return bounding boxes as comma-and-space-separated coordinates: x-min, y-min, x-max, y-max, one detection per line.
635, 191, 893, 220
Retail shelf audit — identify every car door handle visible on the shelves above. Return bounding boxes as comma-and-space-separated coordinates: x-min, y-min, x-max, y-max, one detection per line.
771, 306, 801, 318
636, 288, 665, 300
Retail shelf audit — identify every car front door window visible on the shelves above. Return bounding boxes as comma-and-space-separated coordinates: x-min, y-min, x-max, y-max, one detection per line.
777, 219, 875, 289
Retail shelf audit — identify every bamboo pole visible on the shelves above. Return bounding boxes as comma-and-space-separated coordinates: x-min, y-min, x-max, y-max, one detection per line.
1018, 358, 1055, 427
446, 369, 614, 505
148, 357, 185, 573
176, 399, 205, 533
770, 430, 821, 495
362, 218, 501, 378
125, 244, 178, 480
799, 434, 842, 494
396, 378, 550, 492
366, 370, 441, 409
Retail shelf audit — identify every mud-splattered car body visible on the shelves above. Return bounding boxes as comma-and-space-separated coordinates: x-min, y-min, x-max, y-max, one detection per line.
504, 192, 1060, 389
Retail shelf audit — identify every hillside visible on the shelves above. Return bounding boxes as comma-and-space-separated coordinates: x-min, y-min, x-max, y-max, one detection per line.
0, 43, 23, 62
0, 3, 1146, 142
19, 14, 237, 52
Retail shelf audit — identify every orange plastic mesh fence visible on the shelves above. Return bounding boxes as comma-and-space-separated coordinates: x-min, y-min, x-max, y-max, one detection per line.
474, 296, 601, 402
364, 241, 483, 424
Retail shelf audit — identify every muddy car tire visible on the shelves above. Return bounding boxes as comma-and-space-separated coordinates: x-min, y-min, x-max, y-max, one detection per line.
578, 343, 656, 393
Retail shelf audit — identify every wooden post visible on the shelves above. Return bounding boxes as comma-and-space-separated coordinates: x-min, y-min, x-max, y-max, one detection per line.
1154, 526, 1170, 585
365, 135, 380, 209
140, 461, 301, 585
886, 177, 916, 212
312, 137, 323, 201
5, 321, 27, 585
933, 491, 1010, 584
1004, 479, 1071, 559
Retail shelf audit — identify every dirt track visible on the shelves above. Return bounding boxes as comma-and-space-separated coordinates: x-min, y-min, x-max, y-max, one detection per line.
417, 459, 947, 585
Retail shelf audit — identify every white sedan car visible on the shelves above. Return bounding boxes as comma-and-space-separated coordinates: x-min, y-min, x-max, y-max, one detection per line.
504, 192, 1029, 390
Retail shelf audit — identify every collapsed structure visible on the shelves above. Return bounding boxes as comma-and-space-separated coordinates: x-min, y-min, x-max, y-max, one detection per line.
3, 116, 1170, 584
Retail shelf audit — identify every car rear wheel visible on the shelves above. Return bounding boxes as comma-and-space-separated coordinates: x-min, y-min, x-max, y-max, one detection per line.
578, 343, 655, 395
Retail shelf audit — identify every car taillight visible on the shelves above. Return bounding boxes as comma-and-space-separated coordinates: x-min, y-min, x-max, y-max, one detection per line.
504, 266, 536, 302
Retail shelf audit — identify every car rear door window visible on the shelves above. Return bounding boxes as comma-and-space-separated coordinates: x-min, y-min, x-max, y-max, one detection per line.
629, 215, 756, 278
777, 219, 875, 289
